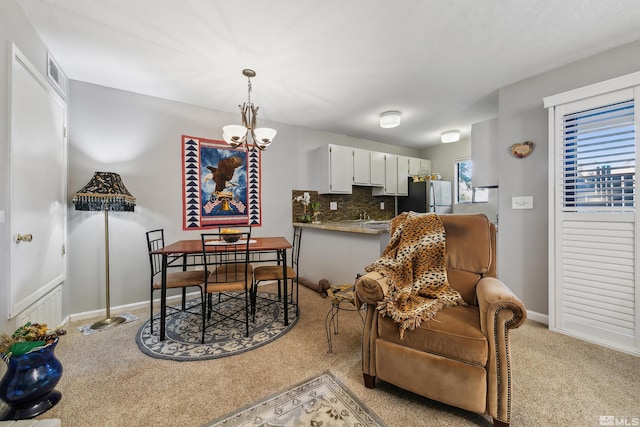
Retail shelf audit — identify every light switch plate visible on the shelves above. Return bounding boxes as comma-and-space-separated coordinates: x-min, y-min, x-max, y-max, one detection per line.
330, 202, 337, 210
512, 196, 533, 209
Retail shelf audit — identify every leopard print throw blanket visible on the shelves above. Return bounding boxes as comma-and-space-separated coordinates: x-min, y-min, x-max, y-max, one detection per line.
365, 212, 466, 338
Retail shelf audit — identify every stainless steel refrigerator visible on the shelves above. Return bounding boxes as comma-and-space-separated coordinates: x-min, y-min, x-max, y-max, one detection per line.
397, 178, 453, 214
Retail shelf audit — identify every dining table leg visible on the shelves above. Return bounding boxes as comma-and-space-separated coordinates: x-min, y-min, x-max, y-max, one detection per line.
160, 253, 168, 341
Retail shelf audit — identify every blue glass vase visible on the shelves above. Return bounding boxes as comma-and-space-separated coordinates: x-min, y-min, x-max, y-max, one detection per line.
0, 338, 63, 420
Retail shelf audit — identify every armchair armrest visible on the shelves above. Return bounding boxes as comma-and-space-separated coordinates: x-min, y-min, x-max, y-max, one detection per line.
354, 271, 390, 381
354, 271, 389, 306
476, 277, 526, 334
476, 276, 526, 424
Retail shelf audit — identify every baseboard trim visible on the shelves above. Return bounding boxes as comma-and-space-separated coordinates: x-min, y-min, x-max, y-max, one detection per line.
526, 310, 548, 325
67, 282, 280, 324
68, 291, 201, 323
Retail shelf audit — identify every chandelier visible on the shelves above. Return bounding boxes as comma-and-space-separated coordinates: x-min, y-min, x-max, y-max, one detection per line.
222, 69, 277, 151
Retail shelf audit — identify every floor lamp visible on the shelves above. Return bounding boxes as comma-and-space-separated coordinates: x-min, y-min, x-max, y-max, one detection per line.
73, 172, 136, 330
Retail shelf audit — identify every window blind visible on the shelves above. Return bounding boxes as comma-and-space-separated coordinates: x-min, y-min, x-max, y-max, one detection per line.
561, 100, 635, 212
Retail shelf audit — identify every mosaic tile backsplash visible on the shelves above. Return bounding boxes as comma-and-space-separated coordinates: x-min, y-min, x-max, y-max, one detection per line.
292, 186, 396, 223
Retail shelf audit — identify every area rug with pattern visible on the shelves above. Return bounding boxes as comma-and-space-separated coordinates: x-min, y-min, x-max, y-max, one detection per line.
202, 372, 388, 427
135, 291, 298, 361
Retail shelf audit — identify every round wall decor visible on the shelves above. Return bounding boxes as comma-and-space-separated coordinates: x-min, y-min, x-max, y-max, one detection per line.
510, 141, 534, 158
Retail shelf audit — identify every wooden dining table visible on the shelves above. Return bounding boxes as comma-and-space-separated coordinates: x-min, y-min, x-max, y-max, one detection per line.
151, 236, 293, 341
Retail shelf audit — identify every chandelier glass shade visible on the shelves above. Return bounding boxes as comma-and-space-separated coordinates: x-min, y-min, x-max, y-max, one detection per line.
223, 69, 277, 151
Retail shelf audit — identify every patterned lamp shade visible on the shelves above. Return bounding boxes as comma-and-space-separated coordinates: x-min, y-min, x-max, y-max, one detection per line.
73, 172, 136, 212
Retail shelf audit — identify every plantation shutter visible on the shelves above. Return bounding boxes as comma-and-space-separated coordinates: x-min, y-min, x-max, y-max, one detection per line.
545, 75, 640, 355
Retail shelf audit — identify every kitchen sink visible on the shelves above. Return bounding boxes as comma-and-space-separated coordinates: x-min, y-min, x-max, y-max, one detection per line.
360, 220, 390, 230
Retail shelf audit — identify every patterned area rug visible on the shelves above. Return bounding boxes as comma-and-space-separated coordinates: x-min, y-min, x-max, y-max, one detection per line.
136, 292, 298, 361
203, 373, 388, 427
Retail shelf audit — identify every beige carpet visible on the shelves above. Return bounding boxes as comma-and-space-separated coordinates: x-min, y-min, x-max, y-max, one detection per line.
23, 283, 640, 427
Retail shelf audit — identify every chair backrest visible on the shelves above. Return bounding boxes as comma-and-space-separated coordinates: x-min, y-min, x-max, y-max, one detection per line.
146, 229, 165, 279
291, 226, 303, 272
439, 214, 495, 305
200, 229, 252, 286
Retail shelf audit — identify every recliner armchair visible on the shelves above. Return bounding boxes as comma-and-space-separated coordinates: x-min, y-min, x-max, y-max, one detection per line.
355, 213, 526, 427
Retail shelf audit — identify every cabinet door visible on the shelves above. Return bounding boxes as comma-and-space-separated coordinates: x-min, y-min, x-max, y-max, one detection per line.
330, 145, 353, 193
397, 156, 409, 196
420, 159, 432, 175
408, 157, 422, 176
370, 151, 385, 186
373, 154, 398, 196
409, 157, 432, 176
385, 154, 398, 194
352, 148, 371, 185
317, 144, 353, 194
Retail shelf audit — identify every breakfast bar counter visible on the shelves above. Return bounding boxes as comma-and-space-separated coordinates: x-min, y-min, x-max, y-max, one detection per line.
292, 220, 390, 235
293, 221, 390, 286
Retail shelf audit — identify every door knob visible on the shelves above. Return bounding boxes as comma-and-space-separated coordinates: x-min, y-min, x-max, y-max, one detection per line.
15, 233, 33, 243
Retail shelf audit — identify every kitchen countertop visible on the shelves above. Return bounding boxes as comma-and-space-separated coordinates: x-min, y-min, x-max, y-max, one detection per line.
293, 220, 390, 235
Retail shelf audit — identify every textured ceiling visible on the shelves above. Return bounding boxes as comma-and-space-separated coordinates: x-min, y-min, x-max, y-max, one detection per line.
16, 0, 640, 147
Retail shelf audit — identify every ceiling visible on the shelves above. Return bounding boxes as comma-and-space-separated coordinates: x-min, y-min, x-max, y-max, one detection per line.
16, 0, 640, 148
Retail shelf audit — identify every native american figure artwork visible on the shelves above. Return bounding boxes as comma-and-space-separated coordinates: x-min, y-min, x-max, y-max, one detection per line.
182, 135, 262, 229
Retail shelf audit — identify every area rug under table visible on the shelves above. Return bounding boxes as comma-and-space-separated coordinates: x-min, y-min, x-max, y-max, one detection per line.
136, 291, 298, 361
203, 372, 388, 427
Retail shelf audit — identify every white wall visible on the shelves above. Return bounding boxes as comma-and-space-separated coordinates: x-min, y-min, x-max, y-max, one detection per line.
420, 39, 640, 319
67, 81, 419, 314
0, 0, 59, 334
497, 39, 640, 317
421, 136, 470, 183
422, 137, 499, 222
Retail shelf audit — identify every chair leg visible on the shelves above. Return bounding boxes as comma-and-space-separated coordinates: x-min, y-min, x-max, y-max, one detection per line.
244, 290, 249, 337
251, 280, 258, 322
363, 374, 375, 389
493, 418, 509, 427
150, 289, 155, 334
201, 291, 206, 344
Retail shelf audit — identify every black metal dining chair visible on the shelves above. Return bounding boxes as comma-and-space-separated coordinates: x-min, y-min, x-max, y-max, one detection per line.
200, 229, 254, 343
251, 226, 302, 320
146, 229, 206, 333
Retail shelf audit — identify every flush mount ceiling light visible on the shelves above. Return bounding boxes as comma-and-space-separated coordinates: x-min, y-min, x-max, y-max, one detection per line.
441, 130, 461, 143
380, 111, 401, 128
222, 69, 277, 152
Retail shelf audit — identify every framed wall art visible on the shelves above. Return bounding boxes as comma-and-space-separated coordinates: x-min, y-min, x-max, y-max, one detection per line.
182, 135, 262, 229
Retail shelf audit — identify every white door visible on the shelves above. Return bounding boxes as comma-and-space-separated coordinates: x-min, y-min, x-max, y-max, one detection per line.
8, 46, 67, 319
545, 74, 639, 355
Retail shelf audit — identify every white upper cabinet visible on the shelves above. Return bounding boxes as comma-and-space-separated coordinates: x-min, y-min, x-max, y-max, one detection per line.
370, 151, 385, 186
397, 155, 409, 196
317, 144, 353, 194
353, 148, 371, 185
372, 154, 409, 196
317, 144, 426, 195
471, 118, 499, 187
408, 157, 432, 177
354, 148, 385, 187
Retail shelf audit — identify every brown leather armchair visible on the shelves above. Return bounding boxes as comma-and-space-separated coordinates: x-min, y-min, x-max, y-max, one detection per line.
355, 213, 526, 427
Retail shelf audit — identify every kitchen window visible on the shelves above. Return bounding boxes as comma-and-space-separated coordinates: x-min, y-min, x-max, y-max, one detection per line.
455, 159, 488, 203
